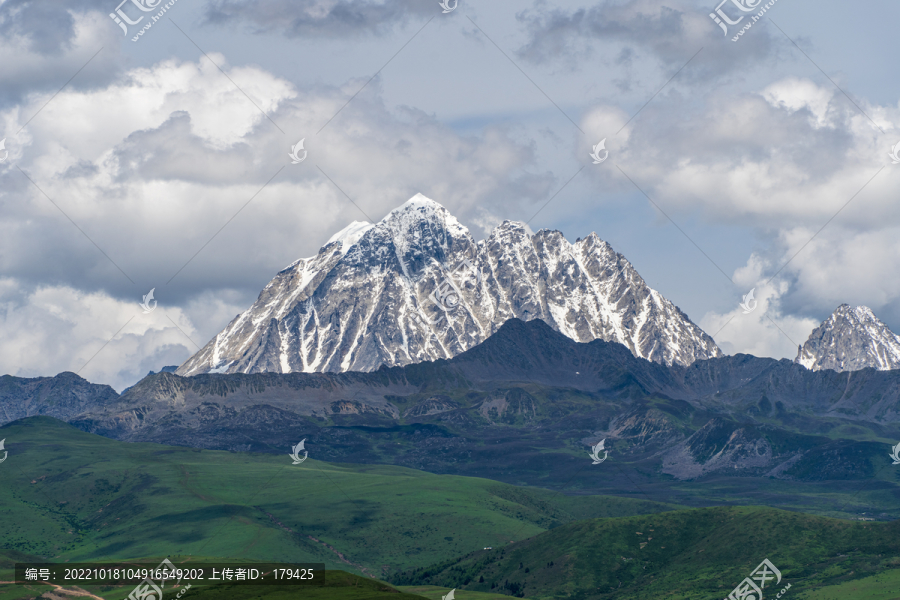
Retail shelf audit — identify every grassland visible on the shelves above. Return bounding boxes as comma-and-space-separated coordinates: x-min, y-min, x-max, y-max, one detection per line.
795, 567, 900, 599
2, 416, 899, 600
0, 417, 672, 574
392, 506, 900, 599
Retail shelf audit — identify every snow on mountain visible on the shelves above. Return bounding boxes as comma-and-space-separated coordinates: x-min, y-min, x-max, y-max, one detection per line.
325, 220, 374, 250
177, 194, 722, 376
795, 304, 900, 372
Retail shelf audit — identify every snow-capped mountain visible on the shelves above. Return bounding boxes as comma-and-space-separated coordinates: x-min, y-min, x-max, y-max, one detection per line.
795, 304, 900, 372
177, 194, 722, 376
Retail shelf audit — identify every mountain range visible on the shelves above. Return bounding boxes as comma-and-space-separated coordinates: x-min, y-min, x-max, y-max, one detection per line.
175, 195, 900, 378
4, 318, 899, 518
2, 197, 900, 520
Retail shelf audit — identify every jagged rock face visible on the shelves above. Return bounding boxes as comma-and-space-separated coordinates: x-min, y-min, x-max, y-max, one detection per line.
796, 305, 900, 372
177, 194, 721, 376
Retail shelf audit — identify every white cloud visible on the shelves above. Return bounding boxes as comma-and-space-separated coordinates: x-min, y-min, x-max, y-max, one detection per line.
1, 54, 554, 287
701, 279, 820, 359
0, 279, 213, 391
769, 225, 900, 318
611, 79, 899, 227
581, 104, 630, 147
762, 77, 840, 129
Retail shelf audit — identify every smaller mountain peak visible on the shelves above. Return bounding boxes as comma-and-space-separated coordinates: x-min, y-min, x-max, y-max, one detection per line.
796, 304, 900, 372
381, 194, 461, 232
853, 305, 875, 317
150, 365, 178, 374
494, 220, 534, 236
578, 231, 606, 244
409, 192, 437, 203
55, 371, 88, 381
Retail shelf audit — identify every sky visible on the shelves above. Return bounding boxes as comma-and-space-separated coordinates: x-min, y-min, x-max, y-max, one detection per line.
1, 0, 899, 391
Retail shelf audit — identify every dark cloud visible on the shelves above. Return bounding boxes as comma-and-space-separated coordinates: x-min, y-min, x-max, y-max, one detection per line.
515, 0, 780, 81
0, 0, 90, 54
109, 111, 257, 184
0, 0, 123, 106
200, 0, 435, 37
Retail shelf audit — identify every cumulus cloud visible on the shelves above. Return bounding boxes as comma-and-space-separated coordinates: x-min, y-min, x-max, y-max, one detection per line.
1, 53, 554, 294
700, 278, 820, 360
699, 254, 815, 358
605, 77, 898, 230
0, 278, 218, 391
765, 225, 900, 327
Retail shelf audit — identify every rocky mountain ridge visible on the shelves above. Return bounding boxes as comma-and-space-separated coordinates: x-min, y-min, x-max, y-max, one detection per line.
3, 319, 899, 504
176, 194, 722, 376
0, 372, 118, 424
6, 318, 900, 435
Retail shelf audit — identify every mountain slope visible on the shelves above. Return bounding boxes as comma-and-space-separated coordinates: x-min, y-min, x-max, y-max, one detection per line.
3, 417, 897, 600
177, 195, 721, 376
0, 416, 671, 572
390, 506, 900, 600
796, 304, 900, 372
57, 319, 900, 518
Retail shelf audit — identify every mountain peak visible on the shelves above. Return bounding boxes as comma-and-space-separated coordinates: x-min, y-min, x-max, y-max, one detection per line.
384, 193, 448, 222
495, 219, 534, 236
796, 305, 900, 372
397, 192, 441, 209
380, 194, 468, 237
177, 199, 721, 377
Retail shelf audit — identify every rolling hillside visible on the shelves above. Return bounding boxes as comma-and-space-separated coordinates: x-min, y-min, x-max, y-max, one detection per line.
1, 417, 898, 600
391, 506, 900, 599
0, 417, 672, 574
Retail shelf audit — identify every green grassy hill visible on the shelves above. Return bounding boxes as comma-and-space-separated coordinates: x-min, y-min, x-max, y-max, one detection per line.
0, 417, 672, 576
3, 416, 899, 600
391, 506, 900, 599
795, 568, 900, 599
